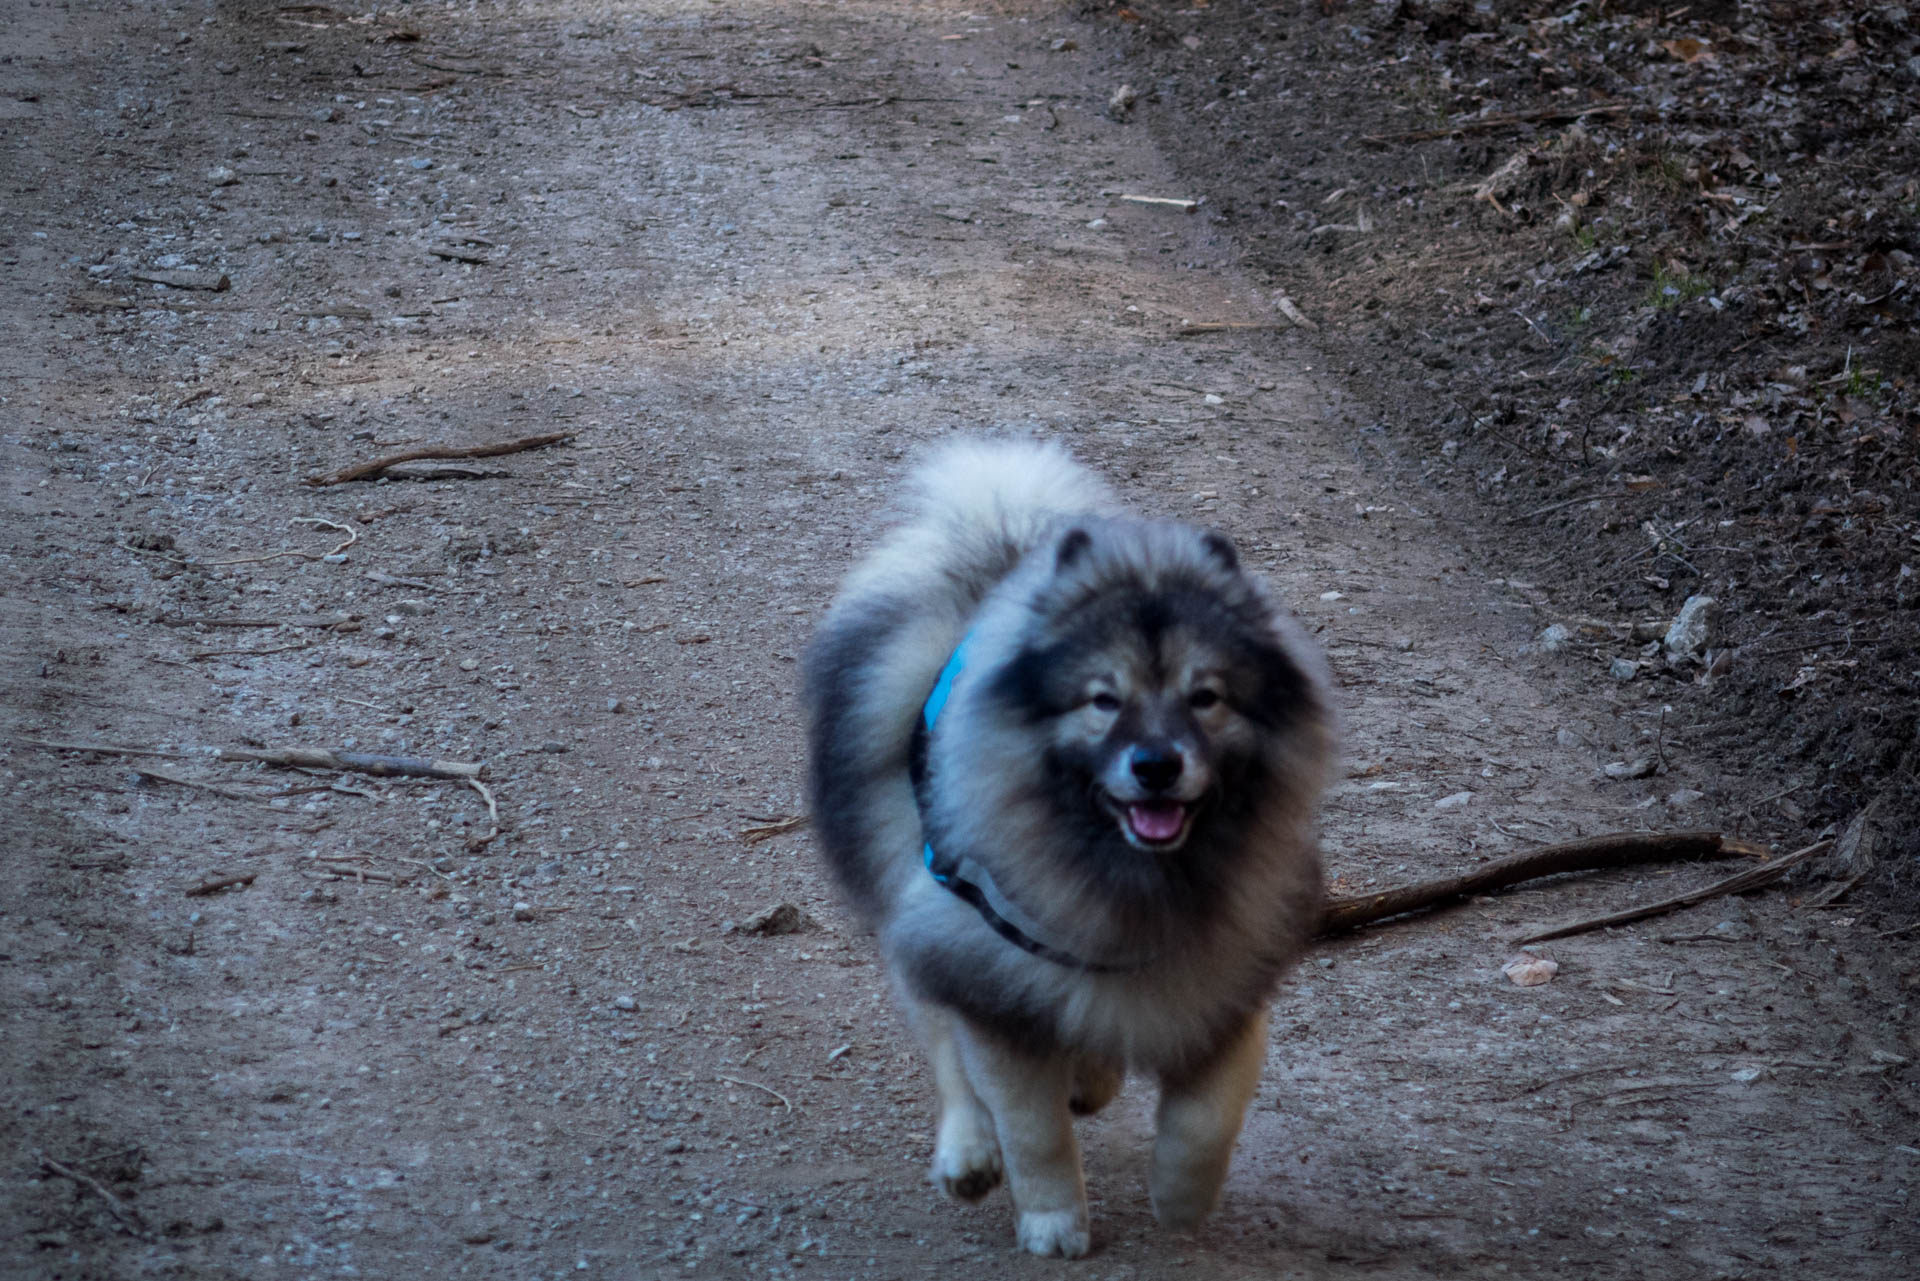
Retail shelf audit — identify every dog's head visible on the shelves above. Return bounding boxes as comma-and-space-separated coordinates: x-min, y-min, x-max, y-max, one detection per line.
977, 519, 1328, 859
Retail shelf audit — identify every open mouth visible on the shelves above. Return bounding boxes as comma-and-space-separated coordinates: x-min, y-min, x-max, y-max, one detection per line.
1112, 797, 1195, 850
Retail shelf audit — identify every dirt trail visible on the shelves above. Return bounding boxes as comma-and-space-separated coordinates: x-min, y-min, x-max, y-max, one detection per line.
2, 2, 1913, 1279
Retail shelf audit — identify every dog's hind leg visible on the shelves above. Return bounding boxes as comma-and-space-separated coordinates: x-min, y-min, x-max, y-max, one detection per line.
955, 1024, 1090, 1258
905, 998, 1003, 1202
1069, 1057, 1124, 1117
1148, 1008, 1269, 1231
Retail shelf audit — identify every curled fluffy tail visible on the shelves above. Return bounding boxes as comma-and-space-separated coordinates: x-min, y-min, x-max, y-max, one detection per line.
838, 438, 1114, 608
905, 438, 1115, 549
806, 439, 1112, 921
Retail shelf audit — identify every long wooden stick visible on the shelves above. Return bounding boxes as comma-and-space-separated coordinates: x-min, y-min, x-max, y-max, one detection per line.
1317, 831, 1769, 937
1511, 839, 1831, 945
17, 738, 183, 759
18, 739, 484, 781
303, 431, 574, 486
216, 748, 486, 780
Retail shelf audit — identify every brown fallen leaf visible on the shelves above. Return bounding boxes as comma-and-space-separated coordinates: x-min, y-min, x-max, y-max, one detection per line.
1662, 37, 1714, 63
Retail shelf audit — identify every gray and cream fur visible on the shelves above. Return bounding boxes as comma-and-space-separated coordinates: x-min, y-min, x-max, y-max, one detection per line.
804, 439, 1333, 1257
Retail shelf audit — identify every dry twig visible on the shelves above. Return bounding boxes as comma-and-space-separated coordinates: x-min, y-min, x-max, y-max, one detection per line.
39, 1155, 152, 1239
216, 747, 486, 780
717, 1073, 793, 1113
16, 738, 486, 784
157, 612, 359, 629
1177, 321, 1288, 335
134, 766, 272, 803
185, 872, 258, 897
119, 517, 357, 567
304, 431, 574, 486
18, 738, 183, 759
1511, 839, 1831, 945
741, 814, 807, 845
190, 640, 314, 661
1361, 101, 1630, 145
465, 776, 501, 849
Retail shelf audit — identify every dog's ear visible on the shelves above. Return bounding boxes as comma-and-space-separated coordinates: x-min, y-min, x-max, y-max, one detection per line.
1201, 530, 1239, 572
1055, 527, 1092, 571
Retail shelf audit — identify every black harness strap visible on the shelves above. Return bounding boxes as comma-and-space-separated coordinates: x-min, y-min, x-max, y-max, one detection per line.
910, 640, 1150, 974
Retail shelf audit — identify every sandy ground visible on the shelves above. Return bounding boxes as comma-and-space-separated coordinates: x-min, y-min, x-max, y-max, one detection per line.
2, 2, 1914, 1279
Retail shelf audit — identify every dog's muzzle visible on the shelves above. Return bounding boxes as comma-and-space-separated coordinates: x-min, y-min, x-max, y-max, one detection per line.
1101, 744, 1207, 850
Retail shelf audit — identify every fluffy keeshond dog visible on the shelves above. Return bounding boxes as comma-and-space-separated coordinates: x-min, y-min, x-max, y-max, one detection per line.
803, 439, 1332, 1257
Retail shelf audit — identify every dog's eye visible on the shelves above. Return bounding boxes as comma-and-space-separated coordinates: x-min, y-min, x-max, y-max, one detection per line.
1188, 689, 1221, 711
1090, 692, 1121, 712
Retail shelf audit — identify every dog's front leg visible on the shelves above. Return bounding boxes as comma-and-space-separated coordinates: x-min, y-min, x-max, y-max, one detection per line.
955, 1023, 1089, 1258
1149, 1007, 1269, 1231
901, 996, 1004, 1201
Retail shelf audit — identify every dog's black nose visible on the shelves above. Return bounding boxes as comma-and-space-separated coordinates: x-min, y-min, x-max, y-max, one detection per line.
1129, 746, 1182, 793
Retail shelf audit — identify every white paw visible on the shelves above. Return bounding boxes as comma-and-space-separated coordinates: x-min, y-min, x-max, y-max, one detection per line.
1016, 1209, 1090, 1258
931, 1126, 1003, 1202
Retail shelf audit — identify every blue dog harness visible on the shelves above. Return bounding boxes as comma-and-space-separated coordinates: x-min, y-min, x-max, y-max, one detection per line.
910, 632, 1150, 974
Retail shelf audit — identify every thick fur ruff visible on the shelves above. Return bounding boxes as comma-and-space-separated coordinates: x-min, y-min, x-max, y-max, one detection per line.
804, 438, 1333, 1253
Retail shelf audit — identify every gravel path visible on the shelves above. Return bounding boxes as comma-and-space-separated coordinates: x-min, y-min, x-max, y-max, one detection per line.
2, 3, 1912, 1278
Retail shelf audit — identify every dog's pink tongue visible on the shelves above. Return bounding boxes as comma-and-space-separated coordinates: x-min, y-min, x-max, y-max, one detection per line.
1128, 802, 1186, 843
